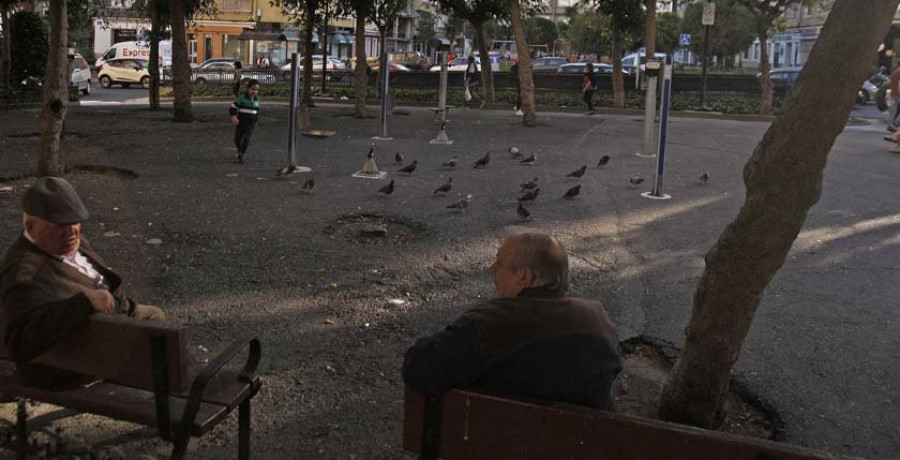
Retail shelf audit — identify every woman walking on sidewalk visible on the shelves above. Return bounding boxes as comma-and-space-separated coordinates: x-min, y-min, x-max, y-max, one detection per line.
229, 79, 261, 164
583, 62, 598, 115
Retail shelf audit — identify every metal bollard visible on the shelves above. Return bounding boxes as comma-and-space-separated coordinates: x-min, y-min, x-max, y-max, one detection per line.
373, 49, 392, 140
642, 56, 673, 201
438, 52, 448, 122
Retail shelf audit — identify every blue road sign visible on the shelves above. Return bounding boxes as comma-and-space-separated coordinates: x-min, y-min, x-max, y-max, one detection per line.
679, 34, 692, 46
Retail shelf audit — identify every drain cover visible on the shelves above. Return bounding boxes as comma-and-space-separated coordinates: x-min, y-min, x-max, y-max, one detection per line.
324, 213, 422, 245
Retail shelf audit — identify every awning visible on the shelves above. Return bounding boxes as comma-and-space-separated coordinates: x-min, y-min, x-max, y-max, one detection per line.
437, 36, 451, 45
331, 33, 347, 44
237, 30, 318, 43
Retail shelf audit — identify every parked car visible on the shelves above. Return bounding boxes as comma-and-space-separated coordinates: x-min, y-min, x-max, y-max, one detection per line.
621, 51, 668, 72
531, 57, 569, 73
759, 67, 876, 104
192, 59, 277, 85
97, 58, 151, 89
279, 55, 346, 79
557, 63, 630, 75
69, 53, 92, 95
390, 51, 430, 70
429, 57, 481, 72
369, 61, 413, 72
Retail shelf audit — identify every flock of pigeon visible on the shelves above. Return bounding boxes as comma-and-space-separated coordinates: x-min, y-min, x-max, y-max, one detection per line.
295, 144, 711, 219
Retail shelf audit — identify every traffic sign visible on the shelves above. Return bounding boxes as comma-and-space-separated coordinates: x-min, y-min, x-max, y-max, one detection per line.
679, 34, 692, 46
702, 2, 716, 26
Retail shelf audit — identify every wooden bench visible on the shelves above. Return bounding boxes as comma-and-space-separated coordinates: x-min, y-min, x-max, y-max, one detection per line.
0, 315, 261, 460
403, 388, 838, 460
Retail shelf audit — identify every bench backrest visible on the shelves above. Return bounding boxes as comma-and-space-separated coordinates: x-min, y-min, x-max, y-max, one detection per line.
403, 388, 837, 460
0, 315, 188, 394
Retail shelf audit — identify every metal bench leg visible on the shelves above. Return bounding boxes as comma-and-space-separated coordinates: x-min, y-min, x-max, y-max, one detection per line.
239, 399, 251, 460
170, 434, 189, 460
15, 398, 27, 460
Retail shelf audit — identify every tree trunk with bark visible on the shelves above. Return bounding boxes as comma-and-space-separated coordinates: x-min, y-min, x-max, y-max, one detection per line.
473, 21, 494, 104
644, 0, 656, 57
168, 0, 192, 122
0, 3, 11, 89
508, 0, 535, 126
658, 0, 900, 429
611, 16, 624, 108
353, 14, 368, 119
148, 0, 161, 111
757, 23, 773, 115
37, 0, 67, 177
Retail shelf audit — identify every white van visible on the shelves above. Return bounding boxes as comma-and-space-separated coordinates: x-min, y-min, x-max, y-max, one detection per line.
621, 51, 668, 73
97, 40, 171, 68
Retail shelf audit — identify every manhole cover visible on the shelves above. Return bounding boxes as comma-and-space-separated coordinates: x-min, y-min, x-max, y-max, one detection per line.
324, 213, 423, 245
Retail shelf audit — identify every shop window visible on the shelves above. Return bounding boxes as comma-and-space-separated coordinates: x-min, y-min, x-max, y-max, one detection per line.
223, 35, 247, 63
222, 0, 252, 11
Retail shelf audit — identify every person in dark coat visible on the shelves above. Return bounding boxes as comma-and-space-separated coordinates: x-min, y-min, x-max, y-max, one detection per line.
403, 232, 622, 410
0, 177, 165, 386
583, 61, 599, 115
510, 57, 523, 116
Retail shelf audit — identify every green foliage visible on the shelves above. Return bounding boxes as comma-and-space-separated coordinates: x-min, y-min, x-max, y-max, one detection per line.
68, 0, 92, 48
590, 0, 643, 32
655, 12, 681, 53
10, 11, 47, 86
414, 9, 438, 48
523, 16, 558, 50
564, 11, 608, 55
682, 0, 755, 58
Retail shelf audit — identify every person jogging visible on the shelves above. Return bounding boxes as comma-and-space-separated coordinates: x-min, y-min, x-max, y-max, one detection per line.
229, 79, 260, 164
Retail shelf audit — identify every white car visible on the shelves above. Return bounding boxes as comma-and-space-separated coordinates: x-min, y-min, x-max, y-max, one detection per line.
69, 53, 91, 95
429, 57, 481, 72
280, 55, 346, 78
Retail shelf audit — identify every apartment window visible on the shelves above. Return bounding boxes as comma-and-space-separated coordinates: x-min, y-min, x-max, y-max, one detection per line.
753, 43, 760, 61
188, 34, 198, 64
222, 0, 252, 12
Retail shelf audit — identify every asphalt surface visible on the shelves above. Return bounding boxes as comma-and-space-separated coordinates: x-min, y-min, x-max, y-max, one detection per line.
0, 96, 897, 459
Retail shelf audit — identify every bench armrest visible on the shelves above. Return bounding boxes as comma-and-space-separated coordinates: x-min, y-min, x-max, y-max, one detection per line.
177, 335, 261, 436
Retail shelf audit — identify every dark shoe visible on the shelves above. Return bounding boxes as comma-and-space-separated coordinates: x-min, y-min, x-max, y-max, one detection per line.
236, 153, 245, 164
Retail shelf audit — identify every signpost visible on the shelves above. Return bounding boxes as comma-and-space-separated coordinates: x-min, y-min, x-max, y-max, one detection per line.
642, 56, 673, 201
700, 2, 715, 110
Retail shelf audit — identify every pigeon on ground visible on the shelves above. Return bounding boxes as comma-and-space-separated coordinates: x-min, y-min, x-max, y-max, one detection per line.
447, 194, 472, 210
378, 179, 395, 195
518, 188, 540, 203
398, 160, 418, 174
395, 152, 404, 164
520, 177, 539, 190
563, 184, 581, 199
473, 152, 491, 168
367, 144, 375, 159
700, 172, 710, 184
567, 165, 587, 179
277, 165, 297, 176
597, 155, 610, 168
519, 153, 536, 166
508, 147, 523, 158
434, 178, 453, 194
442, 156, 459, 168
627, 176, 645, 186
517, 202, 531, 221
300, 177, 316, 194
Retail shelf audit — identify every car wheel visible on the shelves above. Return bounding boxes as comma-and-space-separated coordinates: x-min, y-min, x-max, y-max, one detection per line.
141, 76, 151, 89
82, 80, 91, 95
99, 75, 112, 88
195, 77, 206, 85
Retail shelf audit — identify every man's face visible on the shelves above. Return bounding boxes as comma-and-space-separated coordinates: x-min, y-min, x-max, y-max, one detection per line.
248, 85, 260, 97
26, 216, 81, 257
489, 239, 532, 298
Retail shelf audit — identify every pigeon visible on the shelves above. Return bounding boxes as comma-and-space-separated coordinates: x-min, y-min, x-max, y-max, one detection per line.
473, 151, 491, 168
567, 165, 587, 179
597, 155, 610, 168
518, 188, 540, 203
398, 160, 418, 174
627, 176, 645, 186
519, 153, 536, 166
508, 147, 523, 158
300, 177, 316, 194
434, 177, 453, 194
447, 194, 472, 210
367, 144, 375, 160
700, 172, 710, 184
441, 156, 459, 168
520, 177, 539, 190
563, 184, 581, 199
378, 179, 395, 195
277, 165, 297, 176
516, 202, 531, 221
395, 152, 404, 164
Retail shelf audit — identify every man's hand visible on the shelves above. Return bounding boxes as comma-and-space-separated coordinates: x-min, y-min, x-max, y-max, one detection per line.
84, 289, 115, 315
231, 116, 240, 126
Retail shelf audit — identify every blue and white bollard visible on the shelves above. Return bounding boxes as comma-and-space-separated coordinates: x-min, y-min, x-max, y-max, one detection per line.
642, 55, 673, 201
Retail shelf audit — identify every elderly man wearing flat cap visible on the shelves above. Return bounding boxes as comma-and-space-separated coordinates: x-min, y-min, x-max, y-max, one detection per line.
0, 177, 164, 384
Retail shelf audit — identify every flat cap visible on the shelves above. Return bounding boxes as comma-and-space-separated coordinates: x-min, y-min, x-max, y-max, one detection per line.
22, 177, 89, 224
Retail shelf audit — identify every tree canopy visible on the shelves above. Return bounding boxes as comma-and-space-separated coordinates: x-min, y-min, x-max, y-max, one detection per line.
682, 0, 756, 58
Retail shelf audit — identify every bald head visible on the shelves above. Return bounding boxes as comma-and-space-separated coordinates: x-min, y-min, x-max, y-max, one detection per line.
489, 232, 569, 297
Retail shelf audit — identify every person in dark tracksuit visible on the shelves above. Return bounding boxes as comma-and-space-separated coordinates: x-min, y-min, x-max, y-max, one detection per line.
229, 79, 260, 164
583, 62, 598, 115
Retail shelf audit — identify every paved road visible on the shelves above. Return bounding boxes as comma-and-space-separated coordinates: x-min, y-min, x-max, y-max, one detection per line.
81, 76, 150, 105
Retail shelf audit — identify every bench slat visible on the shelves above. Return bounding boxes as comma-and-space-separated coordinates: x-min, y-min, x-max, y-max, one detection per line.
403, 388, 840, 460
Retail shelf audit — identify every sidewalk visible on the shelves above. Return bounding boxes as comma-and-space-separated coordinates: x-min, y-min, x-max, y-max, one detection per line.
0, 103, 897, 458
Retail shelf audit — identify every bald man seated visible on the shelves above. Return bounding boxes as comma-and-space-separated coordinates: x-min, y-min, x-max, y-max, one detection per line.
0, 177, 165, 386
403, 233, 622, 410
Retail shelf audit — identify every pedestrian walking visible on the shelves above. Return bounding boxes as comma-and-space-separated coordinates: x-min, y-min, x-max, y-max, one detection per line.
510, 58, 523, 116
464, 55, 483, 108
231, 61, 243, 97
229, 79, 261, 164
583, 62, 598, 115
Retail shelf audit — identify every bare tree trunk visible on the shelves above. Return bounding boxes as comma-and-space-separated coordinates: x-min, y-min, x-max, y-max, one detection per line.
302, 0, 315, 106
508, 0, 535, 126
611, 17, 624, 108
473, 21, 494, 104
168, 0, 192, 122
0, 3, 11, 89
757, 23, 773, 115
644, 0, 656, 56
37, 0, 67, 177
148, 0, 161, 111
658, 0, 900, 429
353, 13, 368, 119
